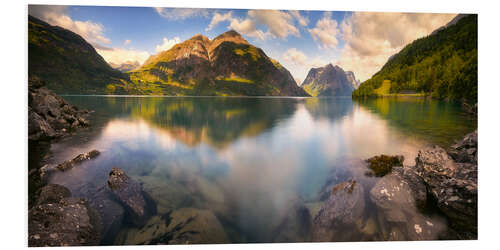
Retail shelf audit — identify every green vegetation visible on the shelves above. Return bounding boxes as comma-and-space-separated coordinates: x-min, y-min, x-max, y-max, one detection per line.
353, 15, 477, 103
365, 155, 404, 177
28, 15, 129, 94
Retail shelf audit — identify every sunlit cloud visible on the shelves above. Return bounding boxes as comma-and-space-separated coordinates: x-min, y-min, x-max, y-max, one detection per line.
124, 39, 131, 46
155, 37, 181, 52
337, 12, 455, 81
28, 5, 110, 46
308, 12, 340, 49
96, 48, 150, 65
283, 48, 308, 66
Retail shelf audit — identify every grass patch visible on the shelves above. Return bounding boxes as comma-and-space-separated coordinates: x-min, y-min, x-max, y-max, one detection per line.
365, 155, 404, 177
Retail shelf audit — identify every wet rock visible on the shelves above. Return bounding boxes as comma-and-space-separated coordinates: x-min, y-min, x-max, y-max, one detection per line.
272, 198, 312, 242
365, 155, 404, 177
57, 150, 100, 171
448, 130, 478, 164
28, 197, 103, 246
311, 179, 365, 242
118, 208, 229, 245
28, 76, 90, 143
370, 167, 446, 240
107, 166, 156, 227
414, 145, 477, 236
36, 184, 71, 205
88, 187, 125, 245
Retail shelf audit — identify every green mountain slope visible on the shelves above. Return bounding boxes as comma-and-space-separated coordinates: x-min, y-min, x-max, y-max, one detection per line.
352, 14, 477, 102
123, 30, 309, 96
28, 15, 129, 94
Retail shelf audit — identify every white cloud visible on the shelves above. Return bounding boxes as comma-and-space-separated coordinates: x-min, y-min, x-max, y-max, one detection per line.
124, 39, 131, 46
308, 12, 340, 49
337, 12, 456, 81
28, 5, 110, 46
248, 10, 300, 39
289, 10, 309, 27
154, 7, 210, 20
96, 48, 150, 65
155, 37, 181, 53
205, 9, 304, 40
283, 48, 308, 66
228, 18, 268, 40
206, 11, 233, 31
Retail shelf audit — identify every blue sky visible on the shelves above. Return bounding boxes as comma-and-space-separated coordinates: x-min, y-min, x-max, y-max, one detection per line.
29, 5, 456, 82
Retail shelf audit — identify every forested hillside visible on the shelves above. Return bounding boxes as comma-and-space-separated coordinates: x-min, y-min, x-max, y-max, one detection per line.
352, 14, 477, 102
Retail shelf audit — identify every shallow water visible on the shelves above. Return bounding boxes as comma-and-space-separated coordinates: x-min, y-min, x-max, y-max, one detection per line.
45, 96, 476, 243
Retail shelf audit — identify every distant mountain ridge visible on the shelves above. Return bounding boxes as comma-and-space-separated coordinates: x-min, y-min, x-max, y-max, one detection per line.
353, 14, 477, 102
109, 61, 141, 72
126, 30, 309, 96
28, 15, 129, 94
301, 64, 358, 96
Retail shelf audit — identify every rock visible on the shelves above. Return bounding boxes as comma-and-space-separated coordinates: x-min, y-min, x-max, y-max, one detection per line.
28, 76, 91, 143
370, 167, 446, 240
449, 130, 478, 164
88, 187, 125, 245
107, 166, 156, 227
272, 198, 312, 242
28, 197, 103, 246
414, 145, 477, 236
311, 179, 365, 242
365, 155, 404, 177
36, 184, 71, 205
57, 150, 100, 171
118, 208, 229, 245
136, 176, 194, 214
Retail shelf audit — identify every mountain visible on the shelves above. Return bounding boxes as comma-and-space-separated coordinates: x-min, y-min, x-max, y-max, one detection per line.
109, 61, 141, 72
300, 64, 357, 96
353, 14, 477, 102
125, 30, 309, 96
28, 15, 129, 94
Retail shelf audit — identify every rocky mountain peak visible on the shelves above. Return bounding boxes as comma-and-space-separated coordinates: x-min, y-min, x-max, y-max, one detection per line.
301, 64, 357, 96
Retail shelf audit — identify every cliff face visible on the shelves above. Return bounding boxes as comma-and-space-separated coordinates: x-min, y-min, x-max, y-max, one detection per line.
129, 30, 309, 96
301, 64, 356, 96
28, 15, 128, 94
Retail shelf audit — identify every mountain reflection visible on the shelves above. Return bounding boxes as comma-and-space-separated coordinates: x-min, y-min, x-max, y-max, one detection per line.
354, 97, 477, 147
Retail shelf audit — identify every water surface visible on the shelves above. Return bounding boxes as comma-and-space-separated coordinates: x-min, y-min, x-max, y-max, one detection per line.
45, 96, 476, 243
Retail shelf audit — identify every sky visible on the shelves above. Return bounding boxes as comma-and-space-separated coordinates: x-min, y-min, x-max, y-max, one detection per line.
28, 5, 456, 83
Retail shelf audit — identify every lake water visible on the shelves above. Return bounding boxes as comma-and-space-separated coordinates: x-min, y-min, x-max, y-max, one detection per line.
44, 96, 476, 244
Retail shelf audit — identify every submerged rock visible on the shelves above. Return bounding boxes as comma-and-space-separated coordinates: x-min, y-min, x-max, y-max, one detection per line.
117, 208, 230, 245
39, 150, 100, 181
365, 155, 404, 177
414, 144, 477, 237
311, 179, 365, 242
271, 198, 312, 243
88, 187, 125, 245
28, 185, 103, 246
107, 166, 156, 227
370, 167, 446, 240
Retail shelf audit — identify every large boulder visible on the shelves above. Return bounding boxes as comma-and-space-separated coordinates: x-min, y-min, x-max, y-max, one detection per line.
414, 145, 477, 236
107, 166, 156, 227
117, 208, 230, 245
448, 130, 478, 164
28, 185, 103, 246
88, 187, 125, 245
370, 167, 446, 240
365, 155, 404, 177
311, 179, 365, 242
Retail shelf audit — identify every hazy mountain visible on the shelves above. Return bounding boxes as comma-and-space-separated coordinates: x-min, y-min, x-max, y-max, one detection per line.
300, 64, 356, 96
109, 61, 141, 72
28, 15, 128, 94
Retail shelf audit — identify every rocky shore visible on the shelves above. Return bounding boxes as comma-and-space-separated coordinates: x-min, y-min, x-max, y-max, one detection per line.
309, 130, 478, 241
